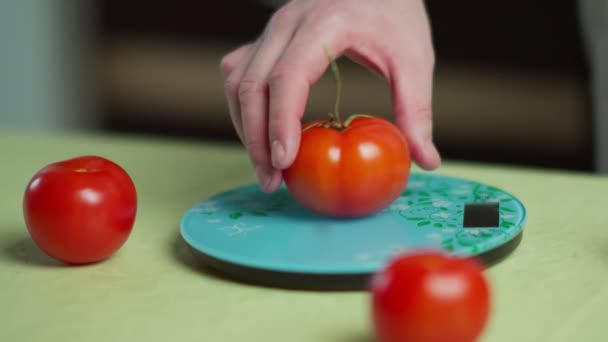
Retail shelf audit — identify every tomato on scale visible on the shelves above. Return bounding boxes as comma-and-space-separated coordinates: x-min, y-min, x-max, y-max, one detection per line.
282, 53, 411, 218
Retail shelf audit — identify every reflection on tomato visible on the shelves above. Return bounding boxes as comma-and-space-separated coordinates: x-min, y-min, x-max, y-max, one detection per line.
371, 251, 491, 342
23, 156, 137, 264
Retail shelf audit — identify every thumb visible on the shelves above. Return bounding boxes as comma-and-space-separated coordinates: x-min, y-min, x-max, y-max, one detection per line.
390, 65, 441, 170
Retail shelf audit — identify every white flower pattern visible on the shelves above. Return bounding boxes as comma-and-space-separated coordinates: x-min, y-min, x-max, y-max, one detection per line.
432, 212, 450, 219
182, 174, 523, 264
432, 200, 452, 208
218, 222, 263, 237
390, 203, 410, 211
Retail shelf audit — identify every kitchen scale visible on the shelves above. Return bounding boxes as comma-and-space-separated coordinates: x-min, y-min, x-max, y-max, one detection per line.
180, 172, 526, 290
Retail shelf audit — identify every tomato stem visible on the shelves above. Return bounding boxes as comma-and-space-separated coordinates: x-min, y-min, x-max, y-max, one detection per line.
324, 47, 342, 123
343, 113, 373, 127
319, 48, 375, 132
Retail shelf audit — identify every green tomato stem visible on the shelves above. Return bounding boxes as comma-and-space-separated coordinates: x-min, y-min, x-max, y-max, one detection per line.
329, 54, 342, 123
324, 46, 343, 123
317, 47, 375, 132
343, 113, 373, 127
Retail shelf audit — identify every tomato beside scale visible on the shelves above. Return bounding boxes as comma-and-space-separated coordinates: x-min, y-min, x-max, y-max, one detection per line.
23, 155, 137, 264
370, 251, 491, 342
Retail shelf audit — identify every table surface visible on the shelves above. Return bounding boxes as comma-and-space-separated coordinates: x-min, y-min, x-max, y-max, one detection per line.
1, 130, 607, 342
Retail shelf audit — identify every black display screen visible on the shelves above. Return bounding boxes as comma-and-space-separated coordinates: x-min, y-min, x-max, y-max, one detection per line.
463, 202, 500, 227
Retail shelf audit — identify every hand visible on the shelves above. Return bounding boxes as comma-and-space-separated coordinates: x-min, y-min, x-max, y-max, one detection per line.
220, 0, 441, 193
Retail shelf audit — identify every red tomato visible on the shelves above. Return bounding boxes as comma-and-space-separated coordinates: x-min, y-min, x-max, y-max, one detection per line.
23, 156, 137, 264
282, 115, 411, 218
371, 251, 491, 342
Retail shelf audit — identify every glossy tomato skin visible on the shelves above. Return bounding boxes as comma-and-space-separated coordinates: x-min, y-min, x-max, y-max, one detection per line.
23, 156, 137, 264
282, 116, 411, 218
371, 251, 491, 342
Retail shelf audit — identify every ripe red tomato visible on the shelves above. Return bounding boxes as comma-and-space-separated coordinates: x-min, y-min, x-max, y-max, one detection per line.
23, 155, 137, 264
371, 251, 491, 342
282, 115, 411, 218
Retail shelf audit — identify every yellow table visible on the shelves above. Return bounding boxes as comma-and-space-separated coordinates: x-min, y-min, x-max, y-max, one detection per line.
1, 130, 607, 342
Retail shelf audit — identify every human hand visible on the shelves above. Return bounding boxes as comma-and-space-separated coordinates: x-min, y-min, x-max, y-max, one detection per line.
220, 0, 441, 193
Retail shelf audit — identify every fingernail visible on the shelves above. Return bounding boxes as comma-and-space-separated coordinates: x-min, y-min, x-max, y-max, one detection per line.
425, 140, 442, 168
271, 140, 286, 168
422, 139, 432, 155
424, 138, 434, 151
267, 169, 283, 192
254, 165, 272, 191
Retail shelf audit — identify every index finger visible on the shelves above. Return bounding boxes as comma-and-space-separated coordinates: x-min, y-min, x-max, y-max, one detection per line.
266, 29, 350, 170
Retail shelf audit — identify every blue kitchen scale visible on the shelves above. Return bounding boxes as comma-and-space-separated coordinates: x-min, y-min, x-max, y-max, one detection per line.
180, 172, 526, 290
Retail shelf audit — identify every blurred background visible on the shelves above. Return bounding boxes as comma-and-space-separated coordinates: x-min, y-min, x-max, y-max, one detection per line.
1, 1, 606, 173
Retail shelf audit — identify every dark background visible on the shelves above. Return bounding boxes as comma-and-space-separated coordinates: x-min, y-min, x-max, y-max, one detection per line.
93, 0, 592, 171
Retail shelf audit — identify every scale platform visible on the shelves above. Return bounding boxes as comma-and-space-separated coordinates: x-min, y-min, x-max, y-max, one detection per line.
180, 173, 526, 290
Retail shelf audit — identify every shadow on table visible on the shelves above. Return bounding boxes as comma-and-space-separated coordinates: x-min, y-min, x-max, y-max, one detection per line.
171, 231, 368, 292
1, 235, 63, 267
333, 332, 374, 342
171, 232, 242, 282
171, 232, 297, 291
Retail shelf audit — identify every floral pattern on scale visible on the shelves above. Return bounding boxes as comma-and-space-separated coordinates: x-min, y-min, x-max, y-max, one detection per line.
183, 173, 525, 261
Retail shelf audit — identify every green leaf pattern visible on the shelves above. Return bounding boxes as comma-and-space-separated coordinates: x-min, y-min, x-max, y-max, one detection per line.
193, 186, 292, 221
191, 173, 524, 256
401, 174, 524, 255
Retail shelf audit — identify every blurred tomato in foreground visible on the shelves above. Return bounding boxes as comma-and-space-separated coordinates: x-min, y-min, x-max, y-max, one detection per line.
371, 250, 491, 342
